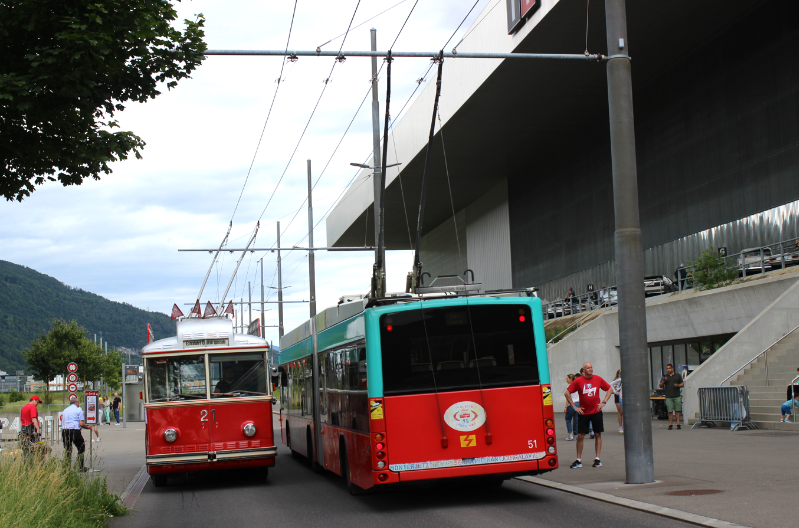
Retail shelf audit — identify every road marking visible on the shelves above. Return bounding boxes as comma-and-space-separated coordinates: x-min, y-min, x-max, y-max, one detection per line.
516, 476, 748, 528
121, 464, 149, 510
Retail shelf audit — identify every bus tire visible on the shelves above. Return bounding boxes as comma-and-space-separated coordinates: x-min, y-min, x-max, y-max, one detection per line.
151, 474, 167, 488
340, 438, 365, 496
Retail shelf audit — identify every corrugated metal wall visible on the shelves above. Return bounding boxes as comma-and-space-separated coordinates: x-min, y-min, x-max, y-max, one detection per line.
535, 199, 799, 301
418, 209, 467, 284
466, 180, 513, 291
509, 1, 799, 300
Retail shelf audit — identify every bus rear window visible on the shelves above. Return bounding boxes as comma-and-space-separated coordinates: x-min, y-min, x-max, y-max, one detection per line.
380, 304, 539, 396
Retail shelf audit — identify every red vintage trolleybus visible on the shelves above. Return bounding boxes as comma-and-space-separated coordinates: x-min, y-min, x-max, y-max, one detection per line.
278, 295, 556, 493
143, 317, 277, 486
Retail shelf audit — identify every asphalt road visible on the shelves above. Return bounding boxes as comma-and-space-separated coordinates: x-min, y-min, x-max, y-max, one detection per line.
112, 444, 698, 528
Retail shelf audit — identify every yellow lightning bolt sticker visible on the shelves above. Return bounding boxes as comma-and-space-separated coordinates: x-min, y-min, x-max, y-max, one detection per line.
460, 435, 476, 447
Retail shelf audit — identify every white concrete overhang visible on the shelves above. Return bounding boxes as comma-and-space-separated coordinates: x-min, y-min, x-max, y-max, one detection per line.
326, 0, 763, 250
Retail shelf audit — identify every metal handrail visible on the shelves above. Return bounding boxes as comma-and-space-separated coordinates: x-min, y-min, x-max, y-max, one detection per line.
720, 322, 799, 385
791, 375, 799, 419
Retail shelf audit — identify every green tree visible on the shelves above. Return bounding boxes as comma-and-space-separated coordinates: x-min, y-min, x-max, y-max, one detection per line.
22, 319, 84, 402
689, 246, 738, 290
0, 0, 206, 201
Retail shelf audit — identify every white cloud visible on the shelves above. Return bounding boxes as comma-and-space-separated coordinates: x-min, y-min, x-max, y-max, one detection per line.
1, 0, 490, 346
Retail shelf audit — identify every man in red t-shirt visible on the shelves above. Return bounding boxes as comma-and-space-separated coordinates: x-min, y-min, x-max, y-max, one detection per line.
20, 395, 42, 440
564, 362, 613, 468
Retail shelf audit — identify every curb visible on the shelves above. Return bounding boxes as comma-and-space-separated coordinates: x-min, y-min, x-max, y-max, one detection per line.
120, 464, 148, 510
515, 476, 749, 528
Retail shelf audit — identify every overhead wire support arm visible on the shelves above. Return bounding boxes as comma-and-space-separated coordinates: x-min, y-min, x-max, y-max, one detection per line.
179, 246, 375, 252
204, 49, 608, 61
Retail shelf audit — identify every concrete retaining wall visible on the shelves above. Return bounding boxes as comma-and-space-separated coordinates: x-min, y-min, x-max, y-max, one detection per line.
547, 269, 799, 414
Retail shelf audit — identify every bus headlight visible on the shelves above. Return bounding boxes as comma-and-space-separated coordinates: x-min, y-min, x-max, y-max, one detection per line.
164, 428, 177, 442
244, 423, 257, 437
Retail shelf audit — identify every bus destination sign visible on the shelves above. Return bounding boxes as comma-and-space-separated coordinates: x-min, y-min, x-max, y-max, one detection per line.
184, 338, 230, 348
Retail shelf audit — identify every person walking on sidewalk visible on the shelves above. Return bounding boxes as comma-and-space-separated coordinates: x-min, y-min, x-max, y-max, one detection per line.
660, 363, 684, 429
564, 374, 579, 441
62, 395, 91, 471
112, 393, 121, 425
20, 395, 42, 458
97, 395, 104, 426
565, 362, 613, 468
611, 370, 623, 434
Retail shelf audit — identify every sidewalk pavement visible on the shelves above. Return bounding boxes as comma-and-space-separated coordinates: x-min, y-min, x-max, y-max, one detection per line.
546, 413, 796, 528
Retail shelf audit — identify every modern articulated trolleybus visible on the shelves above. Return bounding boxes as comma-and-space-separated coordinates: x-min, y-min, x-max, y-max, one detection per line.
143, 317, 277, 487
278, 295, 557, 493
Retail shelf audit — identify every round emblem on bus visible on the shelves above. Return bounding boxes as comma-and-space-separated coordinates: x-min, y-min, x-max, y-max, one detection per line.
443, 401, 486, 432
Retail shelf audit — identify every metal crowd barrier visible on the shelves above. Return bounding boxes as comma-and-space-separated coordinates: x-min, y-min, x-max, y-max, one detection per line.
692, 386, 760, 431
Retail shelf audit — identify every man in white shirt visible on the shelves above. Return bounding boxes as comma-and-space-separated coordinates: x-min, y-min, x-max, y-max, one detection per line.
62, 395, 91, 471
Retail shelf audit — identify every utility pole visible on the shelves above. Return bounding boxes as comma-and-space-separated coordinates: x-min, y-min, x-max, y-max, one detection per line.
605, 0, 653, 484
260, 258, 265, 338
277, 222, 284, 338
308, 159, 317, 318
248, 281, 252, 332
370, 28, 382, 257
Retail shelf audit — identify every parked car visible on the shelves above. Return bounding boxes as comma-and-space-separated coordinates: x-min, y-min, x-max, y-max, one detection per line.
597, 288, 617, 307
737, 247, 775, 274
643, 275, 677, 296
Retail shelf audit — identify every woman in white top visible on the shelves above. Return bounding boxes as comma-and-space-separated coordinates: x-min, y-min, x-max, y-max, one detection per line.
564, 374, 580, 440
611, 370, 623, 434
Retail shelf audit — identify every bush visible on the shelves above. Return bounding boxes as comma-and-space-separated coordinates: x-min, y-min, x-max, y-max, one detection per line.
689, 246, 738, 290
0, 452, 126, 527
8, 391, 25, 403
0, 393, 6, 406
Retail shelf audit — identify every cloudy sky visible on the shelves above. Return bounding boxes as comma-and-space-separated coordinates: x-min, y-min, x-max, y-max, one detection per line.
1, 0, 495, 346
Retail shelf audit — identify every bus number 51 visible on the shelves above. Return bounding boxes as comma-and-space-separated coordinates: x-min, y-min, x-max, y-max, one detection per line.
528, 440, 537, 449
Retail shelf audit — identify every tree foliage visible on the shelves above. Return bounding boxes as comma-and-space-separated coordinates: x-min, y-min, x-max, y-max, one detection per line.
0, 0, 206, 201
689, 246, 738, 290
22, 319, 124, 397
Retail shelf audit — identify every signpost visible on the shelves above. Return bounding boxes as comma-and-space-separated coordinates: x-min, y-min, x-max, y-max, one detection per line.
85, 390, 99, 473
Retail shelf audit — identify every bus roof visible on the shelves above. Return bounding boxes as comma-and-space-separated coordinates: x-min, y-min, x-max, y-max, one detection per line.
143, 317, 268, 354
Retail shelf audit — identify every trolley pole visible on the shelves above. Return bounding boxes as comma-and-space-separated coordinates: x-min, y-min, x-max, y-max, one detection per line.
370, 28, 382, 253
248, 281, 252, 331
605, 0, 653, 484
277, 222, 284, 338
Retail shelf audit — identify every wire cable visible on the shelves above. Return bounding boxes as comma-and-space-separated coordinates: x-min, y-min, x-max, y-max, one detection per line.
229, 0, 299, 224
317, 0, 410, 50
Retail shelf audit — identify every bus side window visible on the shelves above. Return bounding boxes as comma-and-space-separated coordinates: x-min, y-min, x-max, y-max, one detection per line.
357, 347, 367, 390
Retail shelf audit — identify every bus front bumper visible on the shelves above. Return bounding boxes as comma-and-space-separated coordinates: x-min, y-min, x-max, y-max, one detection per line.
146, 446, 277, 467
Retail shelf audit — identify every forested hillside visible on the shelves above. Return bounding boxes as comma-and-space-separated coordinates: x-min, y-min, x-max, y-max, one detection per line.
0, 260, 173, 373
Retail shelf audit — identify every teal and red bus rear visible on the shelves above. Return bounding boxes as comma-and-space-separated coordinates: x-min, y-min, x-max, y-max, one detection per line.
143, 317, 277, 487
279, 296, 556, 492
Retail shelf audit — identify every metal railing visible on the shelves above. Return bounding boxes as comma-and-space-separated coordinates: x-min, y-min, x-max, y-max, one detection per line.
546, 311, 602, 346
691, 386, 759, 431
790, 374, 799, 421
720, 322, 799, 386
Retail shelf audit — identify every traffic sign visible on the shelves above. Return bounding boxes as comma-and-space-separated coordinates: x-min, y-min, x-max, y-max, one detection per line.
67, 373, 78, 383
67, 363, 78, 373
67, 383, 78, 393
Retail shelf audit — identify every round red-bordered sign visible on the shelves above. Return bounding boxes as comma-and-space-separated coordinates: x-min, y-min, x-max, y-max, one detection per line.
67, 373, 78, 383
67, 383, 78, 393
67, 363, 78, 373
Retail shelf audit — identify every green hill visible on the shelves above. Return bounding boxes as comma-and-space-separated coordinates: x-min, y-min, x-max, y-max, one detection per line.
0, 260, 175, 373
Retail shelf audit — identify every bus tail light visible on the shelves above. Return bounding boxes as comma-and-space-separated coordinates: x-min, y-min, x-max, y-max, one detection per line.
546, 428, 554, 437
375, 433, 384, 442
546, 437, 555, 445
548, 458, 557, 467
378, 473, 388, 482
377, 461, 386, 469
548, 446, 556, 454
376, 451, 386, 459
545, 419, 554, 427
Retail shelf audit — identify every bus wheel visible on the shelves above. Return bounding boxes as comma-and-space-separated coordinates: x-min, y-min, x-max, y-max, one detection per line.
340, 440, 365, 496
151, 474, 167, 488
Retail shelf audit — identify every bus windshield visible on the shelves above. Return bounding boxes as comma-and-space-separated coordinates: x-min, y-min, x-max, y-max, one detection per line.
379, 304, 539, 396
146, 355, 207, 402
209, 352, 268, 398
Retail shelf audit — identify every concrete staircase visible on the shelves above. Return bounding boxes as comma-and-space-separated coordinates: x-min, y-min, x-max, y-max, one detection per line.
729, 331, 799, 431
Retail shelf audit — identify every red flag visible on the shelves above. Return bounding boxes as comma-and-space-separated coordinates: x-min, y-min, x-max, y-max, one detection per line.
190, 300, 201, 317
171, 303, 185, 321
203, 301, 217, 318
147, 324, 155, 343
224, 300, 234, 316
